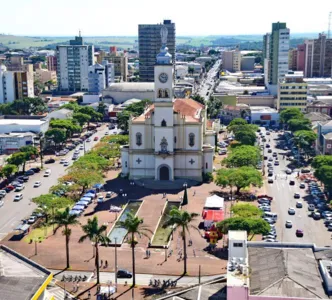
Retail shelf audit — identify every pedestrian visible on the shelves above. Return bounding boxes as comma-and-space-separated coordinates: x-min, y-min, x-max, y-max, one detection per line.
193, 249, 196, 257
105, 260, 108, 268
77, 283, 80, 292
193, 190, 196, 196
275, 175, 277, 180
88, 291, 91, 299
100, 259, 103, 267
148, 250, 151, 257
146, 249, 149, 258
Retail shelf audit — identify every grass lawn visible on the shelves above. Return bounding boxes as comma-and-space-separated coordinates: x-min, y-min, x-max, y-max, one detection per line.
23, 225, 54, 243
151, 202, 180, 247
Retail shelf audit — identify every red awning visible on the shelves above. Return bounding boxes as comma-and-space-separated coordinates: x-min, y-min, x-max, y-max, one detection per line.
202, 210, 224, 222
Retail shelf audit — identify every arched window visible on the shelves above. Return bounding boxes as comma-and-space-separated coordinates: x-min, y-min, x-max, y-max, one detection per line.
136, 132, 142, 146
161, 119, 167, 127
164, 89, 169, 98
189, 133, 195, 147
158, 89, 163, 98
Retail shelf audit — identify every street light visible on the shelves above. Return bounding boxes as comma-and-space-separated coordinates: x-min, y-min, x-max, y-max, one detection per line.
114, 237, 118, 292
164, 245, 167, 261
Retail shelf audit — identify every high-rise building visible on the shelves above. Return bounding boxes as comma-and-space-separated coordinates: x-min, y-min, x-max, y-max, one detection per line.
277, 71, 307, 112
269, 22, 290, 85
263, 33, 271, 60
109, 55, 128, 82
56, 35, 94, 92
110, 46, 117, 54
47, 55, 57, 71
304, 33, 332, 78
102, 60, 115, 87
14, 71, 35, 99
296, 44, 306, 72
138, 20, 175, 82
0, 65, 16, 104
88, 64, 105, 94
222, 48, 241, 72
288, 48, 298, 71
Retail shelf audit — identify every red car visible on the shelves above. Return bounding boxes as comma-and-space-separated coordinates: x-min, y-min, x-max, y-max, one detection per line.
94, 136, 99, 141
296, 229, 304, 237
5, 185, 15, 192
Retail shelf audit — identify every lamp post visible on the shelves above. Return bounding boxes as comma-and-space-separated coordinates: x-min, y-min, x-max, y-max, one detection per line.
114, 237, 118, 292
164, 245, 167, 261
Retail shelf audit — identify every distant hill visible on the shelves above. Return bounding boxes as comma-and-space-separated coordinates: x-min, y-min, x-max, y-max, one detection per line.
0, 33, 320, 51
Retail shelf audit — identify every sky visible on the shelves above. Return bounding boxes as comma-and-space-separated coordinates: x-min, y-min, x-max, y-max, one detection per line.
1, 0, 331, 36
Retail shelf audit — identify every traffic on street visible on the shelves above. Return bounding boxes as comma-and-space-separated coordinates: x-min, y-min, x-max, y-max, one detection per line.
259, 127, 331, 246
0, 124, 120, 241
197, 59, 221, 100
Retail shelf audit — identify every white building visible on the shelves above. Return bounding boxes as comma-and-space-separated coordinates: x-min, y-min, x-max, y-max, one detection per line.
0, 65, 15, 104
46, 108, 73, 120
0, 118, 49, 134
0, 132, 36, 154
121, 28, 215, 182
88, 64, 105, 94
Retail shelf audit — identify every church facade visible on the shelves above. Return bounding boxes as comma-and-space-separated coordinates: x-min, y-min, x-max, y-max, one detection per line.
121, 27, 215, 182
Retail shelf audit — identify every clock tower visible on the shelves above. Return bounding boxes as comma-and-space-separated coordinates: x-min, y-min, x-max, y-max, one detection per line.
153, 26, 175, 180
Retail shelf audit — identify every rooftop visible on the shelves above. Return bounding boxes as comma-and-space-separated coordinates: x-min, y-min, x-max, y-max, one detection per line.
323, 132, 332, 140
249, 106, 278, 113
305, 112, 331, 122
0, 245, 52, 300
0, 119, 48, 126
104, 82, 154, 92
248, 247, 326, 298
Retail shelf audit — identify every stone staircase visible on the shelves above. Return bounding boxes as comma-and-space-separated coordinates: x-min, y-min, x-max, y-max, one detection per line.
134, 178, 199, 190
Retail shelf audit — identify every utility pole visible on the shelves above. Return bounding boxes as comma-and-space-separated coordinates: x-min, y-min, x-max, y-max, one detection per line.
115, 238, 118, 292
198, 265, 201, 284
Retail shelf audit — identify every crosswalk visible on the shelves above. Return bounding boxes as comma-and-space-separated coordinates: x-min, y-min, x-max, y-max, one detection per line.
47, 286, 74, 300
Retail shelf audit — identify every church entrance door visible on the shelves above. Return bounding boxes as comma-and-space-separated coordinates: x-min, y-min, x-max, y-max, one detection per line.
160, 166, 169, 181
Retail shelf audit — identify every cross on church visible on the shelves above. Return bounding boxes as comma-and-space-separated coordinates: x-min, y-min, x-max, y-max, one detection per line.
136, 158, 142, 164
189, 158, 195, 165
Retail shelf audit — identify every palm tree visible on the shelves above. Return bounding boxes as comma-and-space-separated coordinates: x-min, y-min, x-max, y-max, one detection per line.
117, 213, 151, 286
52, 207, 79, 269
78, 216, 110, 284
163, 207, 199, 275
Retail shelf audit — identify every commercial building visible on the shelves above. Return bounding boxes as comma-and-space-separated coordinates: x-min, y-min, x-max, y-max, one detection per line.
138, 19, 176, 82
307, 97, 332, 116
109, 55, 127, 82
227, 231, 331, 300
102, 82, 154, 104
47, 55, 57, 71
288, 48, 297, 70
56, 35, 94, 92
317, 120, 332, 154
0, 116, 49, 134
0, 64, 16, 103
297, 44, 306, 71
14, 71, 35, 99
277, 71, 307, 111
304, 33, 332, 78
0, 132, 36, 154
249, 106, 279, 125
34, 69, 57, 83
88, 63, 106, 93
0, 245, 53, 300
240, 56, 255, 71
222, 48, 241, 72
262, 33, 270, 61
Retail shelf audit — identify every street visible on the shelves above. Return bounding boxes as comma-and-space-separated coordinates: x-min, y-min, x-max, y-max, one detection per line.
197, 59, 221, 100
0, 125, 118, 241
263, 129, 331, 246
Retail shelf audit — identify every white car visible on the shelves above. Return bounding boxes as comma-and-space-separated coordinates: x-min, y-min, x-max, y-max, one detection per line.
97, 195, 104, 203
28, 216, 37, 224
44, 169, 51, 177
265, 238, 276, 242
288, 207, 296, 215
285, 220, 292, 228
34, 181, 41, 188
0, 190, 6, 196
79, 145, 84, 150
15, 184, 25, 191
14, 193, 23, 201
63, 161, 70, 167
0, 200, 4, 207
104, 132, 109, 135
286, 169, 292, 174
106, 191, 112, 198
268, 157, 273, 161
74, 150, 80, 155
60, 158, 66, 164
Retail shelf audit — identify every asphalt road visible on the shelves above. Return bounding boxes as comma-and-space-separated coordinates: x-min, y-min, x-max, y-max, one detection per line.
0, 125, 119, 241
263, 129, 331, 246
197, 59, 221, 100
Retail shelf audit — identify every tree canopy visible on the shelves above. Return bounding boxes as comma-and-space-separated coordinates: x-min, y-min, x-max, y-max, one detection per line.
73, 112, 91, 126
0, 164, 18, 179
45, 128, 67, 147
223, 145, 261, 168
234, 129, 257, 146
191, 94, 205, 105
312, 155, 332, 169
287, 118, 311, 131
50, 119, 81, 138
280, 108, 303, 124
293, 130, 317, 153
231, 203, 263, 218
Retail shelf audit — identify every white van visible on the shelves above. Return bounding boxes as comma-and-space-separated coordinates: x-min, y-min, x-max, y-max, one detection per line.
264, 212, 278, 221
44, 169, 52, 177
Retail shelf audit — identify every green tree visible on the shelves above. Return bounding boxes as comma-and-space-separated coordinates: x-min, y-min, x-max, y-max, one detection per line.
312, 155, 332, 169
1, 164, 18, 179
231, 203, 263, 218
188, 66, 195, 76
50, 119, 81, 138
97, 102, 106, 115
215, 167, 262, 194
287, 118, 311, 131
117, 213, 151, 286
314, 165, 332, 197
217, 217, 270, 240
6, 152, 26, 171
73, 112, 91, 127
32, 194, 73, 223
223, 146, 261, 168
19, 145, 38, 171
72, 153, 110, 172
45, 128, 67, 148
163, 207, 199, 274
293, 130, 317, 156
78, 106, 103, 124
234, 129, 257, 145
52, 207, 79, 268
280, 108, 303, 124
79, 217, 110, 284
207, 96, 223, 118
117, 110, 131, 132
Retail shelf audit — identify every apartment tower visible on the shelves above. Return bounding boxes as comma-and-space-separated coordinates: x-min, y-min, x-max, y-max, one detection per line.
138, 20, 176, 82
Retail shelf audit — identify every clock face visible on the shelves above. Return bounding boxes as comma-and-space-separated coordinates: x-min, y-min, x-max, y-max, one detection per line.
159, 72, 168, 83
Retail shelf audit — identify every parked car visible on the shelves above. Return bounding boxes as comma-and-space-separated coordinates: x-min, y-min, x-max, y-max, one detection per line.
63, 161, 70, 167
301, 169, 311, 173
25, 170, 34, 176
44, 169, 52, 177
45, 158, 55, 164
285, 220, 293, 228
15, 184, 25, 191
299, 183, 305, 189
296, 201, 303, 208
116, 270, 132, 278
296, 229, 304, 237
30, 167, 40, 173
289, 180, 295, 186
308, 204, 315, 211
34, 181, 42, 188
286, 169, 292, 175
0, 200, 4, 207
288, 207, 296, 215
17, 175, 29, 182
27, 216, 37, 224
268, 178, 273, 184
5, 185, 15, 192
294, 193, 300, 199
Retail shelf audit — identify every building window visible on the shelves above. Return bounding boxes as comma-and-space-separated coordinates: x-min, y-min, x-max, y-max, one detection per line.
233, 242, 243, 247
158, 89, 163, 98
189, 133, 195, 147
136, 132, 142, 146
164, 89, 169, 98
161, 119, 167, 127
206, 162, 208, 169
174, 136, 177, 143
125, 161, 127, 167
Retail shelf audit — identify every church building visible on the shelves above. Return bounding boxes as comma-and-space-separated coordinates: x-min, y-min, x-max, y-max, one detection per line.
120, 27, 215, 182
